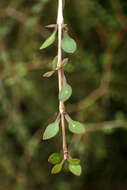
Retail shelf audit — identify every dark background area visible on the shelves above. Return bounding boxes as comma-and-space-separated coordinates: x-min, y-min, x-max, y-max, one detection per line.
0, 0, 127, 189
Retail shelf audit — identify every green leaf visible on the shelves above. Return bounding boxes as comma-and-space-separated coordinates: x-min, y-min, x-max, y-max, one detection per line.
40, 30, 56, 50
48, 153, 62, 164
62, 32, 77, 53
51, 162, 63, 174
43, 120, 59, 140
69, 158, 80, 165
65, 115, 85, 134
69, 121, 85, 134
59, 83, 72, 102
52, 56, 57, 70
69, 164, 82, 176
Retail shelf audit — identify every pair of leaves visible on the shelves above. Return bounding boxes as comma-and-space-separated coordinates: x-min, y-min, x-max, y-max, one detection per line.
40, 30, 77, 54
62, 32, 77, 53
43, 57, 68, 78
52, 57, 68, 71
48, 152, 64, 174
65, 114, 85, 134
56, 58, 69, 70
51, 162, 82, 176
52, 162, 82, 176
40, 30, 57, 50
48, 153, 82, 176
59, 75, 72, 102
43, 117, 60, 140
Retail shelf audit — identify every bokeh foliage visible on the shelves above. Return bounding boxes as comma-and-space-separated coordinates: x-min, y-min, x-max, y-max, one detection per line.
0, 0, 127, 189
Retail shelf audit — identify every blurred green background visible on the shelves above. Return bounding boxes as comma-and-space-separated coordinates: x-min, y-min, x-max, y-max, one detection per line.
0, 0, 127, 189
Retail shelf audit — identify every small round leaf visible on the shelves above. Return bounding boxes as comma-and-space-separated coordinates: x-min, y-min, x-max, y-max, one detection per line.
69, 164, 82, 176
59, 83, 72, 102
43, 121, 59, 140
48, 153, 62, 164
62, 32, 77, 53
68, 120, 85, 134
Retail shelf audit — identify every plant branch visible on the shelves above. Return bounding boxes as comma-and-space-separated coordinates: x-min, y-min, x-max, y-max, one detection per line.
57, 0, 68, 160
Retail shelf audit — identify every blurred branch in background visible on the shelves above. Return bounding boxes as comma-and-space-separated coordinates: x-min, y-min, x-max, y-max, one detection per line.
111, 0, 127, 30
0, 6, 50, 37
68, 119, 127, 154
69, 28, 125, 116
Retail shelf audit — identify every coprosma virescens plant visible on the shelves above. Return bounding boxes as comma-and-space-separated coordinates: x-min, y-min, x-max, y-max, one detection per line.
40, 0, 85, 176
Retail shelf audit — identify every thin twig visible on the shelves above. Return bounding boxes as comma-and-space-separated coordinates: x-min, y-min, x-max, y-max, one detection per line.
57, 0, 68, 160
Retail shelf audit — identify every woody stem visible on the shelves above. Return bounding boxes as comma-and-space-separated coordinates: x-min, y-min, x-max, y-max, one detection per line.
57, 0, 68, 160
